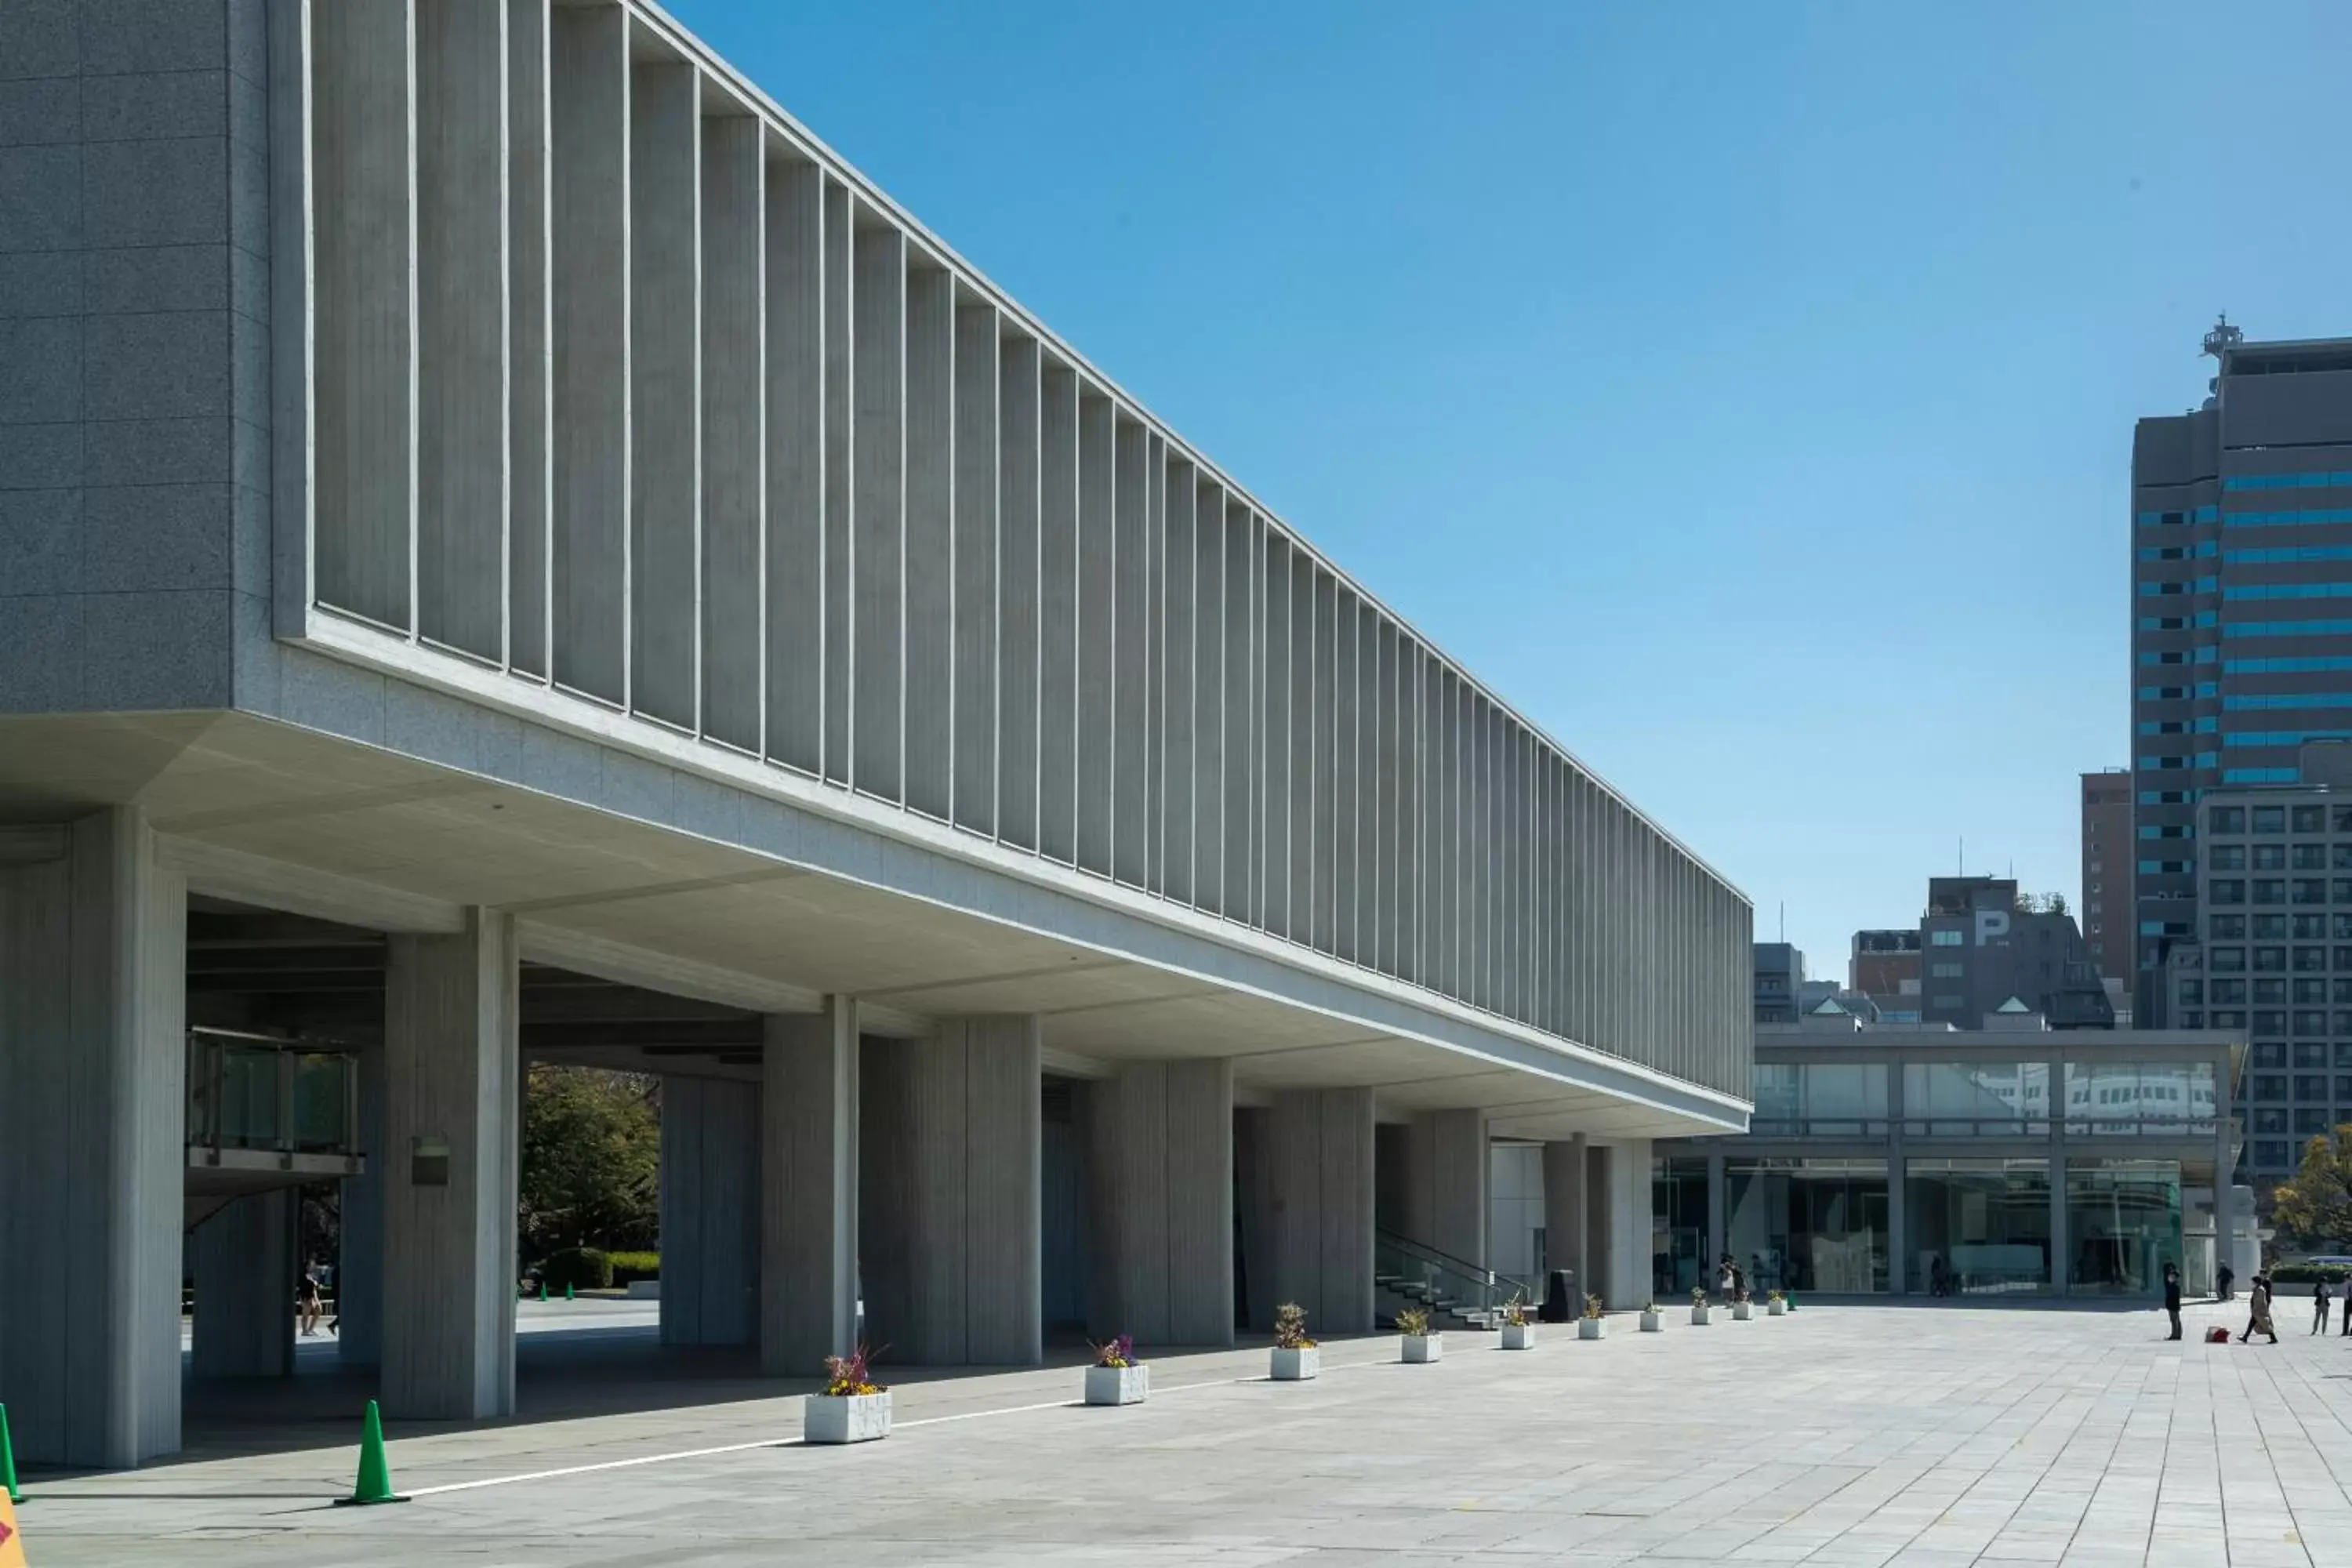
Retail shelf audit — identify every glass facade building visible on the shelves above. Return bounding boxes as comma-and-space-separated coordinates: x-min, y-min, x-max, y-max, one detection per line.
1656, 1027, 2244, 1300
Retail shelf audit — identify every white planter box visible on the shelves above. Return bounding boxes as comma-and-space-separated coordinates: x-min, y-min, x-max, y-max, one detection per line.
1501, 1323, 1536, 1350
1639, 1312, 1663, 1333
1402, 1333, 1443, 1363
1084, 1363, 1149, 1406
804, 1390, 891, 1445
1690, 1305, 1711, 1325
1767, 1300, 1788, 1316
1578, 1318, 1606, 1341
1270, 1346, 1319, 1381
1732, 1302, 1754, 1321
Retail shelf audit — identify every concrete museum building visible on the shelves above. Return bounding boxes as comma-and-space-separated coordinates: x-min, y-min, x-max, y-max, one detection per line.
0, 0, 1753, 1468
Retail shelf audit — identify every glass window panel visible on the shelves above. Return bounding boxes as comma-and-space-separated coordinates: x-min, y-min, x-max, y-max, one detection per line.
2064, 1160, 2182, 1299
1726, 1158, 1888, 1295
1905, 1157, 2052, 1296
1903, 1062, 2049, 1135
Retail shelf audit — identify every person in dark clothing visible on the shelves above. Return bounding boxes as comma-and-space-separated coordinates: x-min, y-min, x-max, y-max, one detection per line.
2162, 1262, 2183, 1341
2315, 1276, 2333, 1336
2216, 1263, 2234, 1303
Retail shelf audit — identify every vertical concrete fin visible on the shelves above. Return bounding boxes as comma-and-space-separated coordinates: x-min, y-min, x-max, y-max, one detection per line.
627, 47, 701, 729
700, 114, 766, 753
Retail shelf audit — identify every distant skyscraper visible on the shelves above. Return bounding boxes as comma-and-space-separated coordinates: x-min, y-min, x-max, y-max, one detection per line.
2131, 323, 2352, 1021
2080, 769, 2132, 992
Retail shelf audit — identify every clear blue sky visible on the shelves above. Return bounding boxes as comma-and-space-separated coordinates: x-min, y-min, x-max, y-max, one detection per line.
670, 0, 2351, 982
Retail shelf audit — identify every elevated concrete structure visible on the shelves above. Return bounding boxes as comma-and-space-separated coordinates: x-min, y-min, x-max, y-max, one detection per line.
0, 0, 1751, 1467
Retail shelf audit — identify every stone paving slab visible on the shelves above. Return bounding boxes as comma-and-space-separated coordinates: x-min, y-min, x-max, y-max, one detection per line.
16, 1297, 2352, 1564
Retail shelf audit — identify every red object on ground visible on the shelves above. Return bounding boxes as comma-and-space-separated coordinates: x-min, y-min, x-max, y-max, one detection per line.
2205, 1327, 2230, 1343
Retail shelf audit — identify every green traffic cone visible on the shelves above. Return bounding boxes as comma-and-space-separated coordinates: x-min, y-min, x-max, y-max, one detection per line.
565, 1282, 574, 1301
537, 1279, 546, 1301
0, 1402, 20, 1504
335, 1399, 408, 1506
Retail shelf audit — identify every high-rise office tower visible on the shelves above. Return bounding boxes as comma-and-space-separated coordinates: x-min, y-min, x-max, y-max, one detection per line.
2131, 321, 2352, 1022
2080, 768, 2132, 994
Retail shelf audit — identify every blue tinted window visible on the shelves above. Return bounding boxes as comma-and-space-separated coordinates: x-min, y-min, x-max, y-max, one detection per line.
2225, 655, 2352, 674
2224, 768, 2299, 784
2223, 619, 2352, 639
2224, 692, 2352, 711
2221, 507, 2352, 528
2223, 472, 2352, 492
2224, 582, 2352, 602
2224, 544, 2352, 565
2224, 730, 2352, 748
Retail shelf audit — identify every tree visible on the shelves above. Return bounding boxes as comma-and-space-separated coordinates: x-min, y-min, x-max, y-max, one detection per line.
2272, 1124, 2352, 1250
517, 1065, 660, 1260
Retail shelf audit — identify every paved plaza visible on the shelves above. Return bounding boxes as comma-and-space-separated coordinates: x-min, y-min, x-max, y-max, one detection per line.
18, 1298, 2352, 1565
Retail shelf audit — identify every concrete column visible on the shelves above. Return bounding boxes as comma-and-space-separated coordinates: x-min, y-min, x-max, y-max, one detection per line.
0, 809, 187, 1467
339, 1044, 385, 1365
762, 999, 859, 1377
1886, 1059, 1907, 1295
1087, 1059, 1234, 1348
1541, 1134, 1589, 1292
659, 1075, 760, 1347
1605, 1141, 1651, 1308
1234, 1106, 1276, 1333
1705, 1152, 1727, 1273
381, 910, 521, 1421
1588, 1144, 1612, 1302
190, 1192, 295, 1378
2049, 1051, 2070, 1294
1402, 1109, 1488, 1267
860, 1016, 1041, 1365
1269, 1087, 1375, 1336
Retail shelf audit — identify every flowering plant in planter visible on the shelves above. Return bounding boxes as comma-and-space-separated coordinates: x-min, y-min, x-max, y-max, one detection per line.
1639, 1299, 1664, 1333
822, 1345, 884, 1397
1766, 1288, 1788, 1316
1690, 1286, 1712, 1325
1085, 1333, 1149, 1405
1578, 1292, 1607, 1339
1271, 1301, 1319, 1380
1396, 1305, 1442, 1363
1499, 1291, 1536, 1349
807, 1344, 891, 1443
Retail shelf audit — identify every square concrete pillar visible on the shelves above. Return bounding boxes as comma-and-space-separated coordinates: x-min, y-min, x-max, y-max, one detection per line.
1087, 1058, 1234, 1348
1605, 1140, 1653, 1308
381, 909, 521, 1421
764, 999, 859, 1376
1401, 1109, 1488, 1268
860, 1015, 1041, 1365
660, 1075, 760, 1347
190, 1191, 295, 1379
0, 809, 187, 1467
1269, 1087, 1375, 1336
1541, 1134, 1590, 1293
337, 1045, 385, 1366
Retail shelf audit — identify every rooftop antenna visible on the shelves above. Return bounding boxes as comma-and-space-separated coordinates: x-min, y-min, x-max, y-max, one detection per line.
2202, 312, 2242, 404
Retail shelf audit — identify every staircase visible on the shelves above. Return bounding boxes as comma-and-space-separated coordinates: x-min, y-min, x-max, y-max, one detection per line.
1374, 1229, 1532, 1332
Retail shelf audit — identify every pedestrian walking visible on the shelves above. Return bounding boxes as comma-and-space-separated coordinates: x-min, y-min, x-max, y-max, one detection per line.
2162, 1261, 2183, 1341
2237, 1271, 2278, 1344
297, 1260, 325, 1338
2315, 1276, 2332, 1335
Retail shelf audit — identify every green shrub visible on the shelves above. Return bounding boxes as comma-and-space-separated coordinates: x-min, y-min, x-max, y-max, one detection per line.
607, 1250, 659, 1285
2270, 1262, 2351, 1285
542, 1246, 612, 1291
